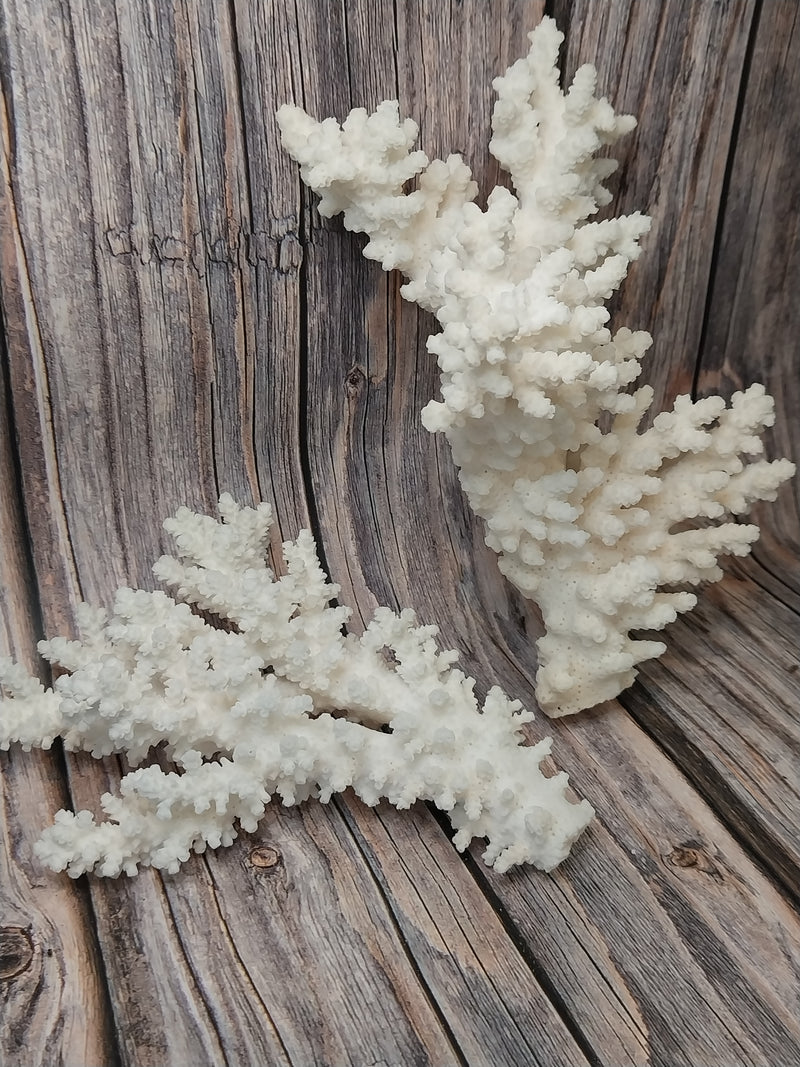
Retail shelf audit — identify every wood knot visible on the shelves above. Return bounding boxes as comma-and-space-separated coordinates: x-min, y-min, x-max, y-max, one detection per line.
668, 846, 700, 868
666, 842, 724, 882
345, 365, 366, 397
249, 846, 281, 869
0, 926, 34, 980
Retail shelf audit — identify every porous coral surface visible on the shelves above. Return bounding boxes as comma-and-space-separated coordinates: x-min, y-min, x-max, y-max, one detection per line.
278, 17, 795, 715
0, 496, 592, 877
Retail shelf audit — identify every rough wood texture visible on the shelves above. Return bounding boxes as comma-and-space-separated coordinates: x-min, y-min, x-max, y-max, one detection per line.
1, 2, 798, 1065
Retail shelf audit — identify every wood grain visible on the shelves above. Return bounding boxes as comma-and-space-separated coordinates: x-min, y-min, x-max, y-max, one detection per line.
0, 333, 117, 1067
695, 0, 800, 595
619, 0, 800, 897
0, 1, 798, 1065
472, 704, 800, 1066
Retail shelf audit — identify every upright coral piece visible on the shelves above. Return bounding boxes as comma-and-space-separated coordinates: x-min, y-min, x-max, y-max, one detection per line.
0, 496, 592, 877
278, 17, 795, 715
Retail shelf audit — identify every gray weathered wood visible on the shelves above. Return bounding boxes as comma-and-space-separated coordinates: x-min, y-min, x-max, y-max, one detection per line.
0, 338, 117, 1067
472, 704, 800, 1066
1, 1, 798, 1065
620, 0, 800, 895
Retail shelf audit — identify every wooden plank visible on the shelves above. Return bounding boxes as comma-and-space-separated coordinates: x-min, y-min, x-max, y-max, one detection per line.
471, 704, 800, 1066
0, 343, 117, 1066
336, 795, 595, 1066
618, 0, 800, 893
624, 574, 800, 893
209, 798, 591, 1067
695, 0, 800, 567
693, 0, 800, 600
1, 1, 285, 1059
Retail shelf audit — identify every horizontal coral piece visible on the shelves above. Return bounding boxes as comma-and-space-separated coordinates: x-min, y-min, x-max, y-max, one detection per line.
0, 496, 593, 877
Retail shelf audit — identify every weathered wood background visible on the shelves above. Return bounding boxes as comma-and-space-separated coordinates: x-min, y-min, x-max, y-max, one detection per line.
1, 1, 798, 1064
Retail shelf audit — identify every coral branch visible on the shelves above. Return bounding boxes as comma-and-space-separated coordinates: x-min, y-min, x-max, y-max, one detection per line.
278, 16, 795, 715
0, 496, 592, 877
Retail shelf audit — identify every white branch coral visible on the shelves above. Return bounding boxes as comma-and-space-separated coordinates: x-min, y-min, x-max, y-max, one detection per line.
278, 16, 795, 716
0, 496, 592, 877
